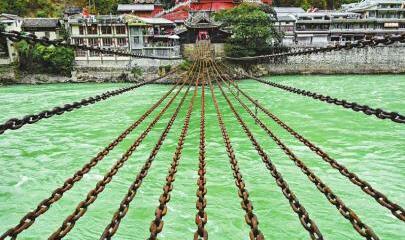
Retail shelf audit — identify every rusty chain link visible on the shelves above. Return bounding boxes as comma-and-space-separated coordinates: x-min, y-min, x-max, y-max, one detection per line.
99, 62, 200, 240
194, 60, 208, 240
210, 60, 323, 240
0, 77, 183, 240
216, 64, 380, 240
0, 71, 178, 135
148, 61, 201, 240
219, 62, 405, 222
207, 70, 264, 240
0, 30, 182, 60
48, 77, 190, 240
225, 33, 405, 61
252, 76, 405, 124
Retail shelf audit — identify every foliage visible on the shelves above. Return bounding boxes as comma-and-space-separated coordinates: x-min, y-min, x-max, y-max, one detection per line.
131, 66, 143, 78
15, 41, 74, 76
214, 3, 281, 57
164, 64, 171, 73
179, 59, 192, 71
0, 0, 60, 17
272, 0, 359, 9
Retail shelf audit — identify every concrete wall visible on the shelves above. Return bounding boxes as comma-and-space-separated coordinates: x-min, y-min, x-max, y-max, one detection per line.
264, 44, 405, 74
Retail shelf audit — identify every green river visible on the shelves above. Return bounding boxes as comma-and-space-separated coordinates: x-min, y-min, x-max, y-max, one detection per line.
0, 75, 404, 239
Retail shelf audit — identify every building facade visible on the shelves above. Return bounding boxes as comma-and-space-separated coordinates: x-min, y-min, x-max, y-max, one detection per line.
126, 16, 181, 58
117, 0, 164, 17
68, 15, 130, 66
21, 18, 61, 40
0, 14, 22, 64
275, 0, 405, 47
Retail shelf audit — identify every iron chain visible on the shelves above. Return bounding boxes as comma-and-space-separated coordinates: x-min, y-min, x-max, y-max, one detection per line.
0, 30, 182, 60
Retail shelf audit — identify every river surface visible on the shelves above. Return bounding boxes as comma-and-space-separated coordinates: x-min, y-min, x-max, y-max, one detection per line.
0, 75, 404, 240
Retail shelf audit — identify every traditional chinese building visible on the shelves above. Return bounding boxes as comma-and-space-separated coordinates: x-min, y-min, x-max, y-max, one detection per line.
178, 12, 231, 43
159, 0, 272, 24
117, 0, 164, 17
21, 18, 61, 40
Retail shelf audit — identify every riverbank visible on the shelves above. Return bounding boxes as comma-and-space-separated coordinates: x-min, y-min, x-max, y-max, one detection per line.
1, 44, 404, 85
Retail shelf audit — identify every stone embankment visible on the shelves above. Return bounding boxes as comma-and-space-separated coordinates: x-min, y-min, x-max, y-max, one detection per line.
1, 44, 404, 85
226, 44, 405, 76
0, 65, 180, 85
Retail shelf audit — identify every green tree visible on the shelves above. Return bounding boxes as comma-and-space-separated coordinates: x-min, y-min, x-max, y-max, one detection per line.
214, 3, 281, 57
15, 41, 75, 76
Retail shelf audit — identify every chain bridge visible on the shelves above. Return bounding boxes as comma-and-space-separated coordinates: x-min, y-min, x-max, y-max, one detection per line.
0, 31, 404, 240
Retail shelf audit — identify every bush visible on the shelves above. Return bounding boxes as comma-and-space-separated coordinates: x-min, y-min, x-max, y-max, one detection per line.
164, 64, 171, 73
131, 66, 143, 78
15, 40, 74, 76
179, 59, 192, 71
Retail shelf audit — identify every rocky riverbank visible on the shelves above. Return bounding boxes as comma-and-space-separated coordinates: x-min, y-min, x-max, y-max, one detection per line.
0, 66, 181, 85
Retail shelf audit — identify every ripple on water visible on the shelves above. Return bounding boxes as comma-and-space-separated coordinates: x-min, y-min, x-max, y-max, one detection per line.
0, 78, 404, 240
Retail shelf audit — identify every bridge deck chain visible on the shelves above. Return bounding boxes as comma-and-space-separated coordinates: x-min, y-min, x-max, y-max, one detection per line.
0, 76, 183, 240
207, 68, 265, 240
215, 64, 380, 240
218, 62, 405, 222
0, 31, 182, 60
99, 61, 200, 240
209, 60, 323, 240
224, 33, 405, 61
148, 61, 202, 240
48, 76, 192, 239
0, 70, 178, 136
252, 76, 405, 124
194, 60, 208, 240
0, 40, 403, 240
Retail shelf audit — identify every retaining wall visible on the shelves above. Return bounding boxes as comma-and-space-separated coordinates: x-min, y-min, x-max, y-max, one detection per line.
264, 44, 405, 74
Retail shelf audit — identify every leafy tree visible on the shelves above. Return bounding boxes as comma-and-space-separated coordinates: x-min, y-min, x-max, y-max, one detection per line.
214, 3, 281, 57
15, 41, 74, 76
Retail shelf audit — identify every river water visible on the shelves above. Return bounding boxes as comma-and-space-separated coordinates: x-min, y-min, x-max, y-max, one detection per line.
0, 75, 404, 240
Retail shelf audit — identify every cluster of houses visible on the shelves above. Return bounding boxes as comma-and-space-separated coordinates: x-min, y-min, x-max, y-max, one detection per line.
0, 0, 404, 67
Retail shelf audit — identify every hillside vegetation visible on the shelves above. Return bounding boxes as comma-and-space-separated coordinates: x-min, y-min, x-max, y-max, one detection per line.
1, 0, 359, 17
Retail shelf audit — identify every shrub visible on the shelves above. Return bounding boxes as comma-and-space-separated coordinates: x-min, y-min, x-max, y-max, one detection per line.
131, 66, 143, 78
15, 41, 74, 76
179, 59, 192, 71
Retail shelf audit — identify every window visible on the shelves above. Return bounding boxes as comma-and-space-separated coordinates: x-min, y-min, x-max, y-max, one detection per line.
102, 38, 113, 46
45, 32, 50, 38
116, 26, 126, 34
101, 26, 112, 34
132, 49, 142, 55
79, 26, 85, 35
74, 38, 84, 45
88, 38, 98, 46
133, 36, 140, 45
87, 25, 98, 34
90, 50, 99, 57
75, 49, 86, 57
117, 38, 127, 46
145, 49, 154, 56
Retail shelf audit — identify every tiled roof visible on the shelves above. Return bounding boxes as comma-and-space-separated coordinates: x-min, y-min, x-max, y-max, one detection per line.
22, 18, 60, 29
273, 7, 305, 14
138, 17, 174, 25
133, 0, 157, 3
117, 4, 155, 12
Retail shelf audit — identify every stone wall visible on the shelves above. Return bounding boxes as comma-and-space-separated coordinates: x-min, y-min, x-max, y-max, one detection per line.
263, 44, 405, 74
0, 62, 181, 85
